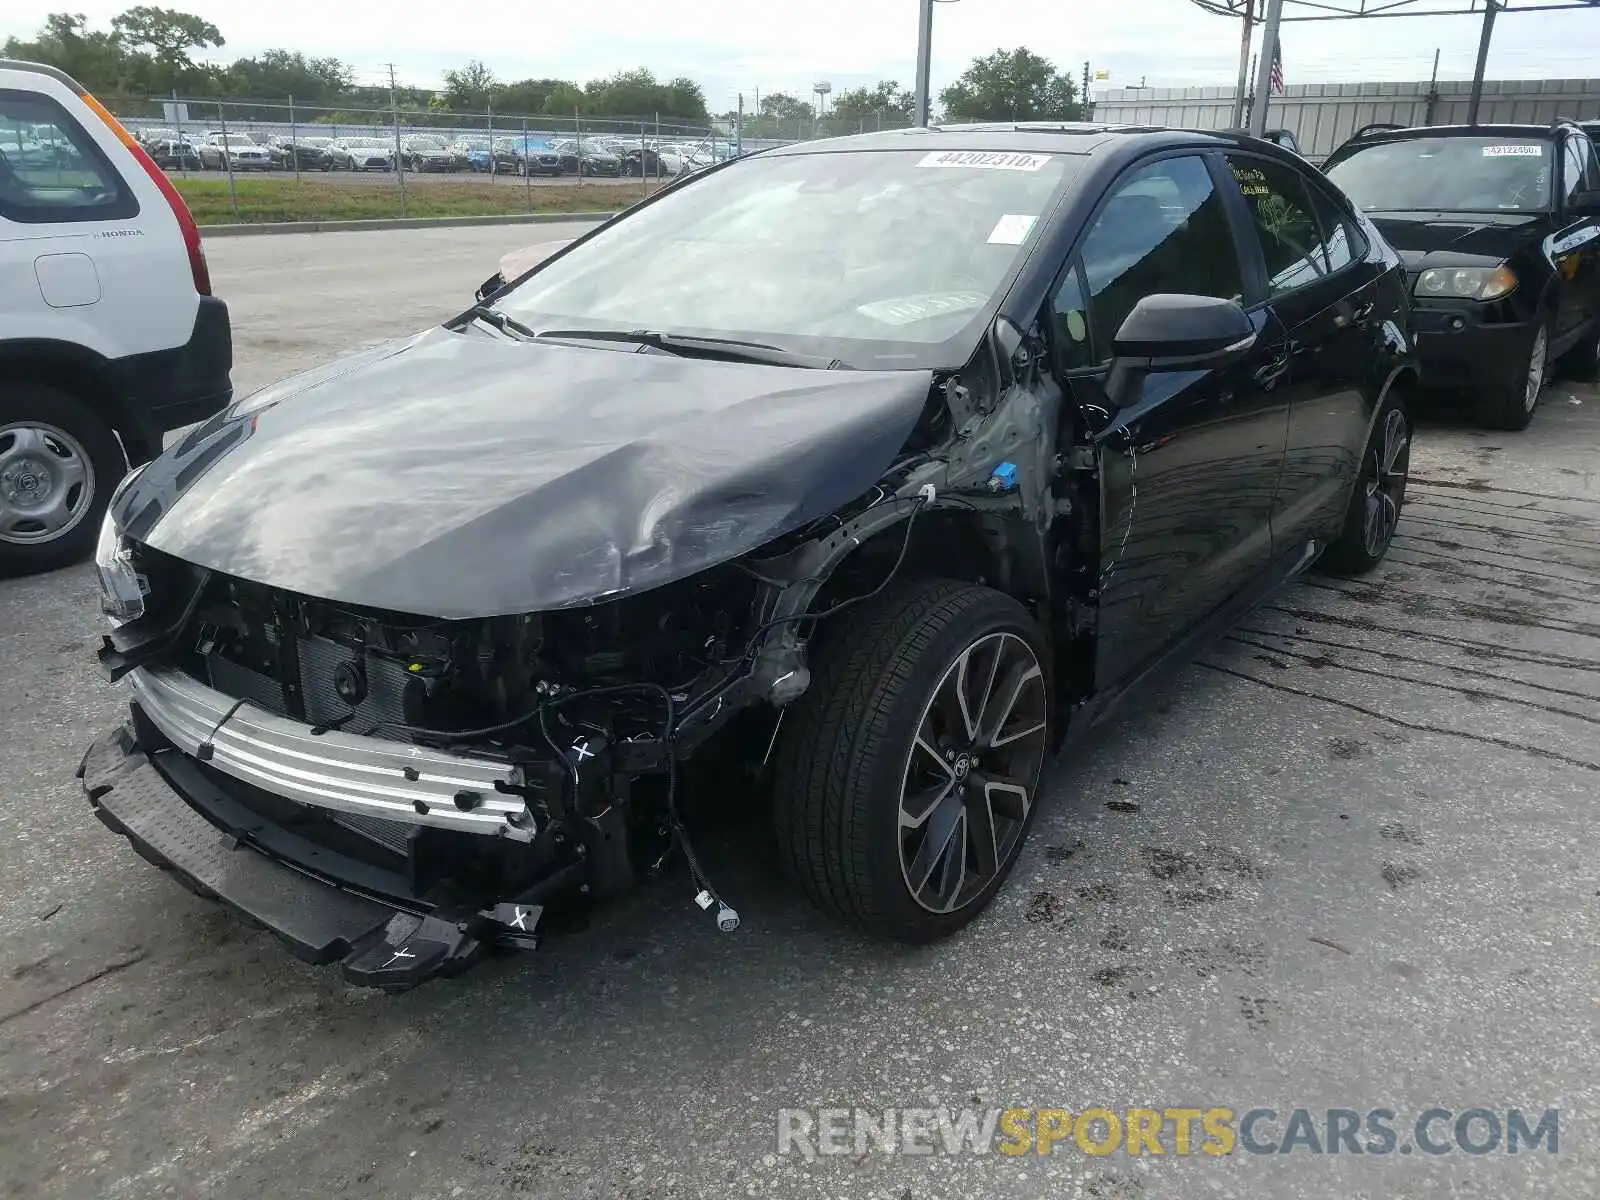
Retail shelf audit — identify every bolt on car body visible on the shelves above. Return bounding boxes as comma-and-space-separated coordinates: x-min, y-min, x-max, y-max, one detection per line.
81, 122, 1417, 992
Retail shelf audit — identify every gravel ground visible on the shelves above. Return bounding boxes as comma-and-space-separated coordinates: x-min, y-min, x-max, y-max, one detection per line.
2, 226, 1598, 1200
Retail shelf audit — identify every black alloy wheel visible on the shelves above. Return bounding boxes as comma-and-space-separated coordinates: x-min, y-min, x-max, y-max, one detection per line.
895, 629, 1049, 915
1321, 392, 1411, 575
772, 579, 1051, 942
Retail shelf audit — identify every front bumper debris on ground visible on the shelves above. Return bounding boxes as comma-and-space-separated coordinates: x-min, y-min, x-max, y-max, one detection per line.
78, 719, 546, 992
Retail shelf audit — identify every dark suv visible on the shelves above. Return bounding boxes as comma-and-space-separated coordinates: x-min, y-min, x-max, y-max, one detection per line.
1324, 121, 1600, 429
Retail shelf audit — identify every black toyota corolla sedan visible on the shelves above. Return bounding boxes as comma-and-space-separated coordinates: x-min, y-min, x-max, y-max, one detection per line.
1324, 121, 1600, 430
81, 124, 1417, 991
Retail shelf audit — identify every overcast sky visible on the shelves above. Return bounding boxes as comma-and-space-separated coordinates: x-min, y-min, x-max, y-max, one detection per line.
6, 0, 1600, 110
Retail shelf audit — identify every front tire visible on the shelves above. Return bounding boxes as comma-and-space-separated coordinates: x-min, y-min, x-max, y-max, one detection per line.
0, 384, 126, 578
1320, 391, 1411, 576
771, 579, 1052, 943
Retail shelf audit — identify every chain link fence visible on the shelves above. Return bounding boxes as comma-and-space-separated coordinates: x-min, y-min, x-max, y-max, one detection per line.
104, 95, 747, 223
100, 95, 921, 224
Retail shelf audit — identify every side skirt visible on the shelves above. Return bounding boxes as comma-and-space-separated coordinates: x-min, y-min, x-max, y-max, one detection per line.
1066, 537, 1321, 741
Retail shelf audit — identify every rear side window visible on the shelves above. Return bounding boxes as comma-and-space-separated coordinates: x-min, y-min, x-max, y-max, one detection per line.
1227, 154, 1327, 296
0, 89, 137, 224
1303, 182, 1368, 274
1066, 154, 1246, 363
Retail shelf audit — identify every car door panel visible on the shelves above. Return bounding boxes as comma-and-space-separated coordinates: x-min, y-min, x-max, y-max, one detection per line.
1081, 308, 1288, 685
1222, 152, 1386, 554
1046, 152, 1289, 691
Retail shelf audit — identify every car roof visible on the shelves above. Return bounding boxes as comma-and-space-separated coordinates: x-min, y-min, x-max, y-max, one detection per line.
1342, 122, 1572, 144
767, 121, 1290, 161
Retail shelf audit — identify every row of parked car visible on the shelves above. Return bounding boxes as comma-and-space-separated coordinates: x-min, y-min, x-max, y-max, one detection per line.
130, 125, 737, 179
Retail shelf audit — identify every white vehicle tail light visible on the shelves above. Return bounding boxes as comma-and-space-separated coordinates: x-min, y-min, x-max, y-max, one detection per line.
78, 90, 212, 296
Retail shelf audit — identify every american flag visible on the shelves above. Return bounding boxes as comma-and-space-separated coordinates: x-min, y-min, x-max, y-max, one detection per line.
1270, 37, 1285, 95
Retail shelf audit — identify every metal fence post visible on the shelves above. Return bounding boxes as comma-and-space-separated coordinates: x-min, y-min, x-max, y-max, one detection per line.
640, 123, 648, 199
523, 116, 532, 212
215, 102, 239, 221
389, 77, 407, 215
654, 112, 661, 185
289, 93, 300, 181
486, 102, 494, 177
172, 88, 190, 176
575, 107, 583, 189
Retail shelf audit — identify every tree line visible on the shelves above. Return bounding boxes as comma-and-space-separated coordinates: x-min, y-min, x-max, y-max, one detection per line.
5, 10, 1082, 131
725, 50, 1082, 137
2, 8, 710, 124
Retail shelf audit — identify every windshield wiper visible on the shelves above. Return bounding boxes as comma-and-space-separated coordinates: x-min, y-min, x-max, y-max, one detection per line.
532, 328, 844, 370
462, 303, 539, 341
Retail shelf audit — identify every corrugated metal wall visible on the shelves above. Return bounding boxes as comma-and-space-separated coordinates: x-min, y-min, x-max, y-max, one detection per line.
1094, 78, 1600, 158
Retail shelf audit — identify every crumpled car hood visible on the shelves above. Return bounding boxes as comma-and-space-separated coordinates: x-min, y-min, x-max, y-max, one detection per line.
115, 327, 932, 619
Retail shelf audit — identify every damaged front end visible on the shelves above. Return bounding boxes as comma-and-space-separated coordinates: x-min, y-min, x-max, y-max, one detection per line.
79, 298, 1089, 990
84, 539, 796, 990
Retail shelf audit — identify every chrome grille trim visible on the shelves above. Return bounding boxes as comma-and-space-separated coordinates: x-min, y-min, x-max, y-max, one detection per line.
129, 666, 534, 841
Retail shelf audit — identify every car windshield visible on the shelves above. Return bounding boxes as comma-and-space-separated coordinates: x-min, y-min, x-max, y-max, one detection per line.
494, 147, 1074, 366
1326, 135, 1554, 213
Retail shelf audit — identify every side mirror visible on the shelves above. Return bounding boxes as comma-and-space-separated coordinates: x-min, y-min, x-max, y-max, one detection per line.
474, 273, 505, 303
1105, 294, 1257, 408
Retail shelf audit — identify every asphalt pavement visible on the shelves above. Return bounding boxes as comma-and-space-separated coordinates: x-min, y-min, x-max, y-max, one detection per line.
2, 226, 1599, 1200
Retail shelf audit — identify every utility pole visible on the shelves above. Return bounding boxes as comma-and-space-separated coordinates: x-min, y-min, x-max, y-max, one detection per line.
1425, 48, 1441, 126
386, 62, 407, 213
1467, 0, 1499, 126
1243, 53, 1258, 129
1231, 0, 1255, 129
1249, 0, 1284, 137
913, 0, 934, 125
1082, 61, 1091, 122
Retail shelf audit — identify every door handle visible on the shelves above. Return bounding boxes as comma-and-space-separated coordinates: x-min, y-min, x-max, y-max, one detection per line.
1253, 349, 1290, 388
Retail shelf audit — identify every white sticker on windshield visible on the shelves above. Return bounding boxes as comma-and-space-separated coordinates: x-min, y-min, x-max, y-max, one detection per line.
1483, 144, 1544, 157
857, 292, 989, 326
917, 150, 1052, 171
987, 214, 1038, 245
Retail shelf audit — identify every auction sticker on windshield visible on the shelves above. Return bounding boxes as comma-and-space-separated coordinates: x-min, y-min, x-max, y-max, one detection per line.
1482, 144, 1545, 157
917, 151, 1052, 171
987, 214, 1038, 244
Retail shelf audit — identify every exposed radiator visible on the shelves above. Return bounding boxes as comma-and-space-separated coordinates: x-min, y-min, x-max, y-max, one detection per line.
331, 811, 414, 856
296, 635, 417, 736
205, 654, 286, 714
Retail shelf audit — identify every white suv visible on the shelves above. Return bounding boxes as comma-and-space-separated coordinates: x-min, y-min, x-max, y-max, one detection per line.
0, 59, 231, 576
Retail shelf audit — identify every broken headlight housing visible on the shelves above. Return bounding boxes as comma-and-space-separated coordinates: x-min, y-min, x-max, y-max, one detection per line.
94, 465, 149, 624
1414, 264, 1517, 302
